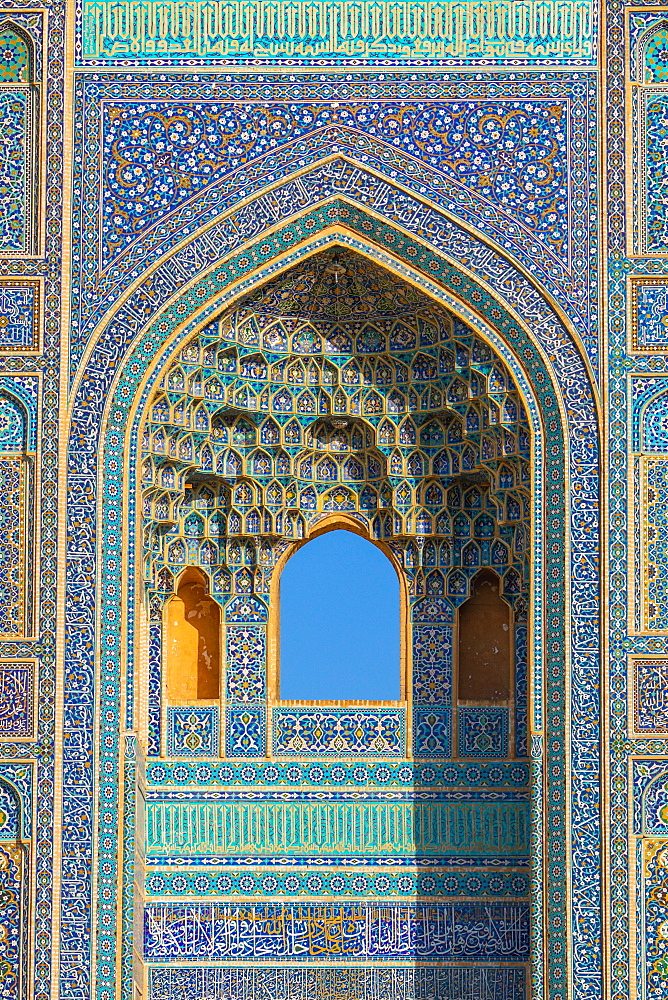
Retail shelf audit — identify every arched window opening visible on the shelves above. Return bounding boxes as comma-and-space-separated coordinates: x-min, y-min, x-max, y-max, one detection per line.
642, 390, 668, 452
0, 23, 31, 81
0, 393, 29, 636
165, 568, 220, 700
0, 778, 24, 999
457, 570, 511, 704
279, 528, 401, 702
0, 22, 36, 255
643, 22, 668, 82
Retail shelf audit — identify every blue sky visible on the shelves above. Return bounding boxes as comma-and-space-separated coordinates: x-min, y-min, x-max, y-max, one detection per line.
280, 529, 400, 701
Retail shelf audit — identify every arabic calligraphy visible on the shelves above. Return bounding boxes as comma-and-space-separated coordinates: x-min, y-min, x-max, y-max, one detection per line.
636, 660, 668, 733
0, 662, 32, 737
148, 965, 528, 1000
144, 902, 531, 960
80, 0, 594, 64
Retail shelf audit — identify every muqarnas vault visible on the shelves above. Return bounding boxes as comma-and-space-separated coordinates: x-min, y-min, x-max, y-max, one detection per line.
139, 250, 532, 990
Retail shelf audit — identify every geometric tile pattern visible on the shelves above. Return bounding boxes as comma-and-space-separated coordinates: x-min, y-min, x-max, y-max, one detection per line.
146, 759, 530, 787
166, 707, 219, 757
272, 708, 405, 756
608, 9, 668, 1000
100, 101, 569, 268
642, 460, 668, 632
225, 707, 265, 757
642, 840, 668, 1000
148, 619, 162, 756
73, 191, 592, 1000
225, 626, 265, 704
645, 26, 668, 83
412, 625, 452, 704
0, 457, 25, 636
642, 94, 668, 254
642, 390, 668, 452
412, 709, 452, 758
641, 769, 668, 836
0, 90, 33, 254
0, 843, 23, 998
75, 168, 596, 996
0, 394, 25, 451
145, 870, 531, 896
0, 25, 30, 82
458, 708, 509, 758
41, 10, 612, 992
141, 249, 530, 762
70, 75, 598, 380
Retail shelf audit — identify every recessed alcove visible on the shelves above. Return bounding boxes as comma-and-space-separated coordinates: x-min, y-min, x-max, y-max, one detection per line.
457, 569, 512, 704
141, 247, 531, 764
165, 568, 220, 701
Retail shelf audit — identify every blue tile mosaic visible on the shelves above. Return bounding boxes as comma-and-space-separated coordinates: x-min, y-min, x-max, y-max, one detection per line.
166, 707, 219, 757
413, 709, 452, 758
225, 707, 265, 757
0, 2, 619, 994
272, 708, 405, 757
0, 90, 33, 254
458, 708, 509, 759
225, 626, 265, 704
635, 659, 668, 733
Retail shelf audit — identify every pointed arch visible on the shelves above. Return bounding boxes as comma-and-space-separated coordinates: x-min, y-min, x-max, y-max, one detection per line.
0, 21, 33, 82
0, 21, 36, 255
65, 195, 600, 1000
636, 18, 668, 82
640, 387, 668, 452
164, 567, 220, 701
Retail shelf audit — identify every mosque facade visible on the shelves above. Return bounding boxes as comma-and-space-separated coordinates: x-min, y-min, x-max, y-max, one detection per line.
0, 2, 662, 999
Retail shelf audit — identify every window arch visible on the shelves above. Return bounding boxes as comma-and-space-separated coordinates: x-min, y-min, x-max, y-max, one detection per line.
642, 389, 668, 452
275, 522, 402, 703
0, 392, 30, 636
164, 568, 221, 701
457, 569, 512, 704
639, 20, 668, 82
0, 22, 31, 82
0, 776, 26, 999
634, 21, 668, 252
0, 21, 36, 254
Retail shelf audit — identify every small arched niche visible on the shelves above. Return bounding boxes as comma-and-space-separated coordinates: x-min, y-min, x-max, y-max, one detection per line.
457, 569, 512, 704
165, 568, 220, 700
0, 22, 32, 82
0, 22, 36, 256
275, 523, 402, 703
642, 389, 668, 452
641, 20, 668, 82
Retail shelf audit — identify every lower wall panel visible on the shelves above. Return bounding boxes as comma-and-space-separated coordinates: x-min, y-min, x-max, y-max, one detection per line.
147, 966, 528, 1000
